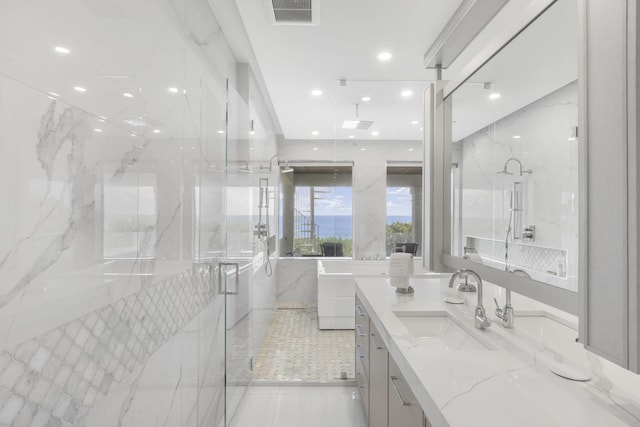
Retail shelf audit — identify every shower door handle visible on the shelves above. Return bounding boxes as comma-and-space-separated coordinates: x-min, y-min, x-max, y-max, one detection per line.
218, 262, 240, 295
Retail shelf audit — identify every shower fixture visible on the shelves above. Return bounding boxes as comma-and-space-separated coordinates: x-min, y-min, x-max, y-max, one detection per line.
259, 155, 294, 174
281, 161, 294, 174
497, 157, 532, 175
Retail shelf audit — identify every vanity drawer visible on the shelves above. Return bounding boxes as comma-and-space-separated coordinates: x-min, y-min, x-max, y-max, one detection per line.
355, 354, 369, 422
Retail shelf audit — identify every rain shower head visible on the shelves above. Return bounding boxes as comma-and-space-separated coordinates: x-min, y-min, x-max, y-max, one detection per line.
281, 161, 294, 174
498, 157, 532, 176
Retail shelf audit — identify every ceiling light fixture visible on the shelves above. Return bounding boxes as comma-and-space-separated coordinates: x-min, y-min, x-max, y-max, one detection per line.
217, 130, 225, 134
311, 130, 319, 136
410, 120, 419, 125
371, 131, 379, 136
489, 92, 501, 100
168, 87, 179, 93
123, 92, 133, 98
54, 46, 70, 54
313, 147, 319, 151
73, 86, 86, 92
348, 135, 355, 139
94, 129, 103, 133
401, 90, 413, 98
311, 89, 322, 96
153, 129, 161, 134
361, 96, 371, 102
513, 135, 521, 139
377, 52, 392, 61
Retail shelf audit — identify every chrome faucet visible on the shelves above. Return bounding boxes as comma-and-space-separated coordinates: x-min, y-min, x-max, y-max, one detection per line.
448, 269, 492, 329
493, 269, 528, 328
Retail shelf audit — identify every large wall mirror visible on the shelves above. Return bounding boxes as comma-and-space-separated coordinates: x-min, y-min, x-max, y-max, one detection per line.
442, 0, 579, 310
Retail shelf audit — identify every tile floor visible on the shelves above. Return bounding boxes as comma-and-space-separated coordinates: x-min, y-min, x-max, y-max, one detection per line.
252, 303, 355, 383
228, 385, 367, 427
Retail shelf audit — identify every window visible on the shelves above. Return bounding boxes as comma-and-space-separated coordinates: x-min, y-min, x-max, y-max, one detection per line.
386, 165, 422, 256
280, 165, 353, 256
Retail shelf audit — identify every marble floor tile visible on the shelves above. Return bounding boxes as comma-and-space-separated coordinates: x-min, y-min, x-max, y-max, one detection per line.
253, 304, 355, 383
229, 385, 365, 427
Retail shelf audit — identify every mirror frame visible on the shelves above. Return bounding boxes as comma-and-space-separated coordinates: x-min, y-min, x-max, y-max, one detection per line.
428, 0, 582, 315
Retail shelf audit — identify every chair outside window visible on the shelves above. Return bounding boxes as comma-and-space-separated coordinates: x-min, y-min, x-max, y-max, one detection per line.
394, 243, 418, 256
321, 242, 343, 257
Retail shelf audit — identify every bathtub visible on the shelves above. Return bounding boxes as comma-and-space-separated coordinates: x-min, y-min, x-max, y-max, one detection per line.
317, 259, 432, 329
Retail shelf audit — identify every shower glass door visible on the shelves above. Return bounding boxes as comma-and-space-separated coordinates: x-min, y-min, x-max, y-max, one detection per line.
223, 80, 255, 424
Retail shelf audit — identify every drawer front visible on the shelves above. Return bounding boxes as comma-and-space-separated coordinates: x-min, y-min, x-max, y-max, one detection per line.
388, 357, 423, 427
369, 322, 389, 427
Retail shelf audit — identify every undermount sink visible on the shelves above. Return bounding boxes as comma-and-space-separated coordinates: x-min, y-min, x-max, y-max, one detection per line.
394, 311, 493, 351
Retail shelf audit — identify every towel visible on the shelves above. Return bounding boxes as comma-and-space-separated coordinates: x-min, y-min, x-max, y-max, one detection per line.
388, 252, 414, 288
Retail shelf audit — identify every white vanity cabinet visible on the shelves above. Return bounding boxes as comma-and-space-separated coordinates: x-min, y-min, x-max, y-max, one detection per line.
356, 297, 428, 427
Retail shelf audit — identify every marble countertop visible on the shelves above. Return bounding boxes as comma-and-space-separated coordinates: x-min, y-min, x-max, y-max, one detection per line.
355, 276, 640, 427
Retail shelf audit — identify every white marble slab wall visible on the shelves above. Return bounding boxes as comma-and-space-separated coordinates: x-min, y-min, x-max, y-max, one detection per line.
0, 0, 279, 425
278, 139, 422, 260
455, 81, 579, 291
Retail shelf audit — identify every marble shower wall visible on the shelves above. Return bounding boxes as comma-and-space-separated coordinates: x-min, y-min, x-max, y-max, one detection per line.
278, 139, 423, 260
0, 0, 278, 426
454, 81, 579, 291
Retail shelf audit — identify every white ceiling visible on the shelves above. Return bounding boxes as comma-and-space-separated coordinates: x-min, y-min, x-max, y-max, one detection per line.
232, 0, 578, 143
233, 0, 465, 141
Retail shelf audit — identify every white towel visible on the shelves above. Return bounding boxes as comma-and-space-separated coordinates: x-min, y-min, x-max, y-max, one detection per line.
388, 252, 414, 288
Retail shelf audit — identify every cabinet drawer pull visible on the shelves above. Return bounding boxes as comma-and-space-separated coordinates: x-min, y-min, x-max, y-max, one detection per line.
370, 333, 383, 350
390, 376, 412, 406
355, 325, 367, 337
355, 306, 365, 317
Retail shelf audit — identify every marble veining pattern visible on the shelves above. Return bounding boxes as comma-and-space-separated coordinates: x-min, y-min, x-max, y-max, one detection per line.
0, 265, 216, 426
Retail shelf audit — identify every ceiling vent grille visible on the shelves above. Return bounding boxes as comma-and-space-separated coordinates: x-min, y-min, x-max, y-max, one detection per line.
272, 0, 313, 23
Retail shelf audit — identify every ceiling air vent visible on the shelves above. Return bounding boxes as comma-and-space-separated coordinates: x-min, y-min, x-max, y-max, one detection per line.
271, 0, 315, 24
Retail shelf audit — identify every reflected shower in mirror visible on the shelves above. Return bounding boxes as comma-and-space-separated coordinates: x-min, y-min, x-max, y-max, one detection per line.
447, 0, 578, 292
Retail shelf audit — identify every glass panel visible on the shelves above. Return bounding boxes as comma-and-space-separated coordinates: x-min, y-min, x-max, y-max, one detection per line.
448, 0, 578, 291
386, 165, 423, 256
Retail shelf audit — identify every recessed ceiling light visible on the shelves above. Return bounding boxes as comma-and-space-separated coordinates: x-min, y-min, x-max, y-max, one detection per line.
377, 52, 392, 61
54, 46, 70, 54
311, 89, 322, 96
489, 92, 501, 100
131, 133, 137, 137
401, 90, 413, 98
371, 131, 379, 136
408, 148, 414, 152
513, 135, 521, 139
348, 135, 355, 139
361, 148, 366, 151
311, 130, 319, 136
217, 130, 225, 134
123, 92, 133, 98
168, 87, 179, 93
73, 86, 86, 92
94, 129, 103, 133
313, 147, 319, 151
410, 120, 419, 125
249, 130, 255, 135
153, 129, 161, 134
361, 96, 371, 102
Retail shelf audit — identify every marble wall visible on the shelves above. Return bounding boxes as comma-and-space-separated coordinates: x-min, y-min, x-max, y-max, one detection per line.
278, 139, 423, 260
453, 81, 579, 291
0, 0, 278, 425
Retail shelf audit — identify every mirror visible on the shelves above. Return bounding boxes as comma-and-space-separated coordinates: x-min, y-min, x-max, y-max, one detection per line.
446, 0, 578, 292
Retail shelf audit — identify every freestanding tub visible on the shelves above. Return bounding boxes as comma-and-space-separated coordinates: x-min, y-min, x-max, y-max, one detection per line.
317, 259, 431, 329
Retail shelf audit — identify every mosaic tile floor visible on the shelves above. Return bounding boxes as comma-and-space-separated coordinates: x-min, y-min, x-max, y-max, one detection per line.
252, 303, 355, 383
